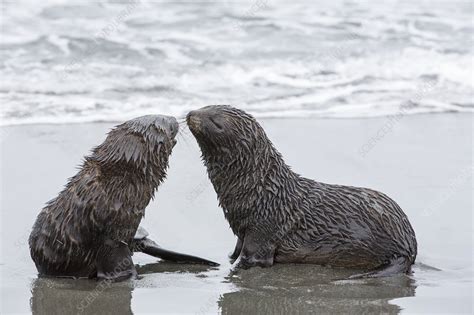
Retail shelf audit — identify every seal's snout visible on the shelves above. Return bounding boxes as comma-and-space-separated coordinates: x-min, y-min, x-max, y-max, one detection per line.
187, 106, 226, 132
150, 115, 178, 139
166, 117, 179, 138
186, 110, 202, 132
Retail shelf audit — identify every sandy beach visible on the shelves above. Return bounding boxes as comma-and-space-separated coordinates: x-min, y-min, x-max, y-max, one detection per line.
0, 113, 472, 314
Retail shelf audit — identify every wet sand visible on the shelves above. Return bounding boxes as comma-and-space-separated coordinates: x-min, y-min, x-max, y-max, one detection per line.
0, 114, 472, 314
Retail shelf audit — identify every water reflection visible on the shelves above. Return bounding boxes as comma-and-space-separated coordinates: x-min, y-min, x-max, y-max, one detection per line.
30, 261, 218, 315
30, 277, 133, 315
219, 264, 416, 314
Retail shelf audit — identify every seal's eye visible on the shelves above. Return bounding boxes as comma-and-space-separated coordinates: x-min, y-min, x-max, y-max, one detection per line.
209, 117, 223, 131
169, 123, 175, 133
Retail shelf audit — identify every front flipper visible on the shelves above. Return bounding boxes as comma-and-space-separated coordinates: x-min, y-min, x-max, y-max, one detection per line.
229, 238, 242, 263
133, 237, 219, 267
96, 240, 137, 282
236, 231, 275, 269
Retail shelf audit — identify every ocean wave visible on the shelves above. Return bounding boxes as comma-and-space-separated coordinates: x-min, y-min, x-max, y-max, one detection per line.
1, 0, 472, 126
1, 98, 472, 127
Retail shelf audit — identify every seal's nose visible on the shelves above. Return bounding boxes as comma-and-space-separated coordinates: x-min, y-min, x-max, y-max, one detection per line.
152, 115, 178, 138
187, 110, 199, 121
186, 110, 202, 130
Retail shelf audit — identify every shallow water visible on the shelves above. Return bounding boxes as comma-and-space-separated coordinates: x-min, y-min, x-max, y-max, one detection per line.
1, 0, 473, 125
1, 114, 472, 314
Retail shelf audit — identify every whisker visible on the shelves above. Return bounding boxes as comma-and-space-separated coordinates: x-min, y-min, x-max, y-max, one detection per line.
179, 123, 190, 134
177, 132, 191, 148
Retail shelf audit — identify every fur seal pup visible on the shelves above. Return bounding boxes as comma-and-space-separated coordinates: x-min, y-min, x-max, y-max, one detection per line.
186, 105, 417, 278
29, 115, 218, 281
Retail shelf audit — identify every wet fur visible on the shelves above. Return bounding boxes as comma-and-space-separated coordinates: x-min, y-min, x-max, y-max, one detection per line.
187, 105, 417, 276
29, 116, 177, 279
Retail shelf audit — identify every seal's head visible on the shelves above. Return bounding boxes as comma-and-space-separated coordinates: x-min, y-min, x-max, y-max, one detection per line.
186, 105, 270, 159
91, 115, 179, 180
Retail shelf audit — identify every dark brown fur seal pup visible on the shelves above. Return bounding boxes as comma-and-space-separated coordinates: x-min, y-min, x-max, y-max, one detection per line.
187, 105, 417, 278
29, 115, 218, 281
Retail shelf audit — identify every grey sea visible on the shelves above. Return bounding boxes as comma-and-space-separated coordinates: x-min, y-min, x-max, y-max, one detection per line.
0, 0, 473, 314
1, 0, 473, 125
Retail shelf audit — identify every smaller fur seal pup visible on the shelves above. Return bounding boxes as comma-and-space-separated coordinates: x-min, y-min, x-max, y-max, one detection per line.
29, 115, 218, 281
187, 105, 417, 278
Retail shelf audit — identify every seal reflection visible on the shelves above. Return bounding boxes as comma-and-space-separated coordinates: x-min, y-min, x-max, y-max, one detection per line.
219, 264, 416, 314
30, 277, 133, 315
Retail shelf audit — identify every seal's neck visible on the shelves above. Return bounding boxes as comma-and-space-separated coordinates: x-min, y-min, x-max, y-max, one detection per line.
203, 139, 300, 237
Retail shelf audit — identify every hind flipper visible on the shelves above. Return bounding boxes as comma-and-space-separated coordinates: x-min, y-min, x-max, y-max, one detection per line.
96, 240, 137, 282
134, 238, 219, 267
348, 257, 412, 279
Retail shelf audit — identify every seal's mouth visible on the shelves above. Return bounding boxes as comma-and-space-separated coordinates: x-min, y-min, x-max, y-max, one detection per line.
168, 120, 179, 139
162, 125, 178, 149
171, 138, 177, 147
